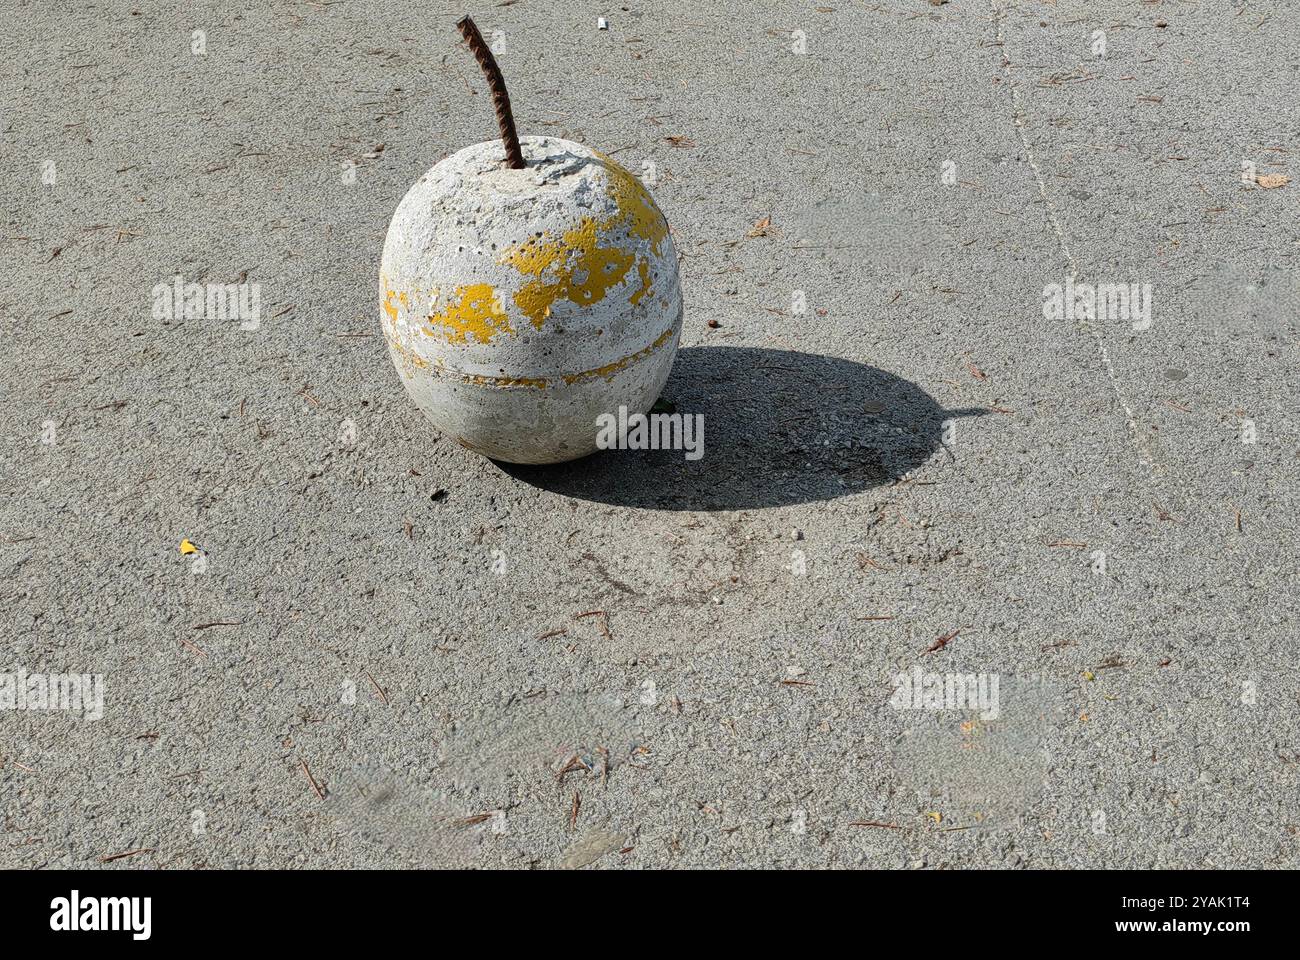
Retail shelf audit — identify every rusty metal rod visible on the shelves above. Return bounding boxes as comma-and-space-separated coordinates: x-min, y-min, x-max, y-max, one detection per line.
456, 15, 526, 169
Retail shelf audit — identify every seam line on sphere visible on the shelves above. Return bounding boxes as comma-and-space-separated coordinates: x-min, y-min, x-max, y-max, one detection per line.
398, 324, 678, 390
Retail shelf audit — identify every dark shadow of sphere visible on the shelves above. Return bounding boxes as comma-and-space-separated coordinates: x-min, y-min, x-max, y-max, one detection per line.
497, 346, 980, 511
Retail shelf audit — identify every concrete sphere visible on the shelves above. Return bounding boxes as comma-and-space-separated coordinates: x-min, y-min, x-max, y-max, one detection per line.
380, 136, 683, 463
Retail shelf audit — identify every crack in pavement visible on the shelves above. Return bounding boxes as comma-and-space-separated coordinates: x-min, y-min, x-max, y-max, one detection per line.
989, 0, 1169, 500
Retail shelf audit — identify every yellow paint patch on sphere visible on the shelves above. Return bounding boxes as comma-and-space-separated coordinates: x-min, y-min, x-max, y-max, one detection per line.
502, 219, 635, 329
424, 283, 513, 344
501, 233, 565, 278
381, 287, 400, 328
597, 153, 669, 256
497, 155, 669, 329
629, 258, 652, 306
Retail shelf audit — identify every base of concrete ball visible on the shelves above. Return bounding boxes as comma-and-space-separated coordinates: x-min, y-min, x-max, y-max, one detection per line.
379, 136, 684, 464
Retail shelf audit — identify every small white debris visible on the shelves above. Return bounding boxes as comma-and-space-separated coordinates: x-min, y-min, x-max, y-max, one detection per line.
597, 17, 608, 30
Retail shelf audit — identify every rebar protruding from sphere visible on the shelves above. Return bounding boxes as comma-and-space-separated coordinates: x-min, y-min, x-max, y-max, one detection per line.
456, 15, 526, 170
